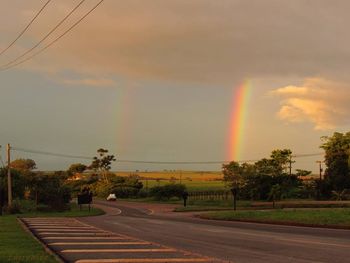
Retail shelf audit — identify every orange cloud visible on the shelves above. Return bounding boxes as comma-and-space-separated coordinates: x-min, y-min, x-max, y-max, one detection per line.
272, 78, 349, 130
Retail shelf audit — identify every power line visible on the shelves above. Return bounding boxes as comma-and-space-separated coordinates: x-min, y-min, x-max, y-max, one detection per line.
0, 0, 87, 70
11, 146, 324, 165
12, 147, 92, 160
0, 0, 52, 57
0, 0, 105, 71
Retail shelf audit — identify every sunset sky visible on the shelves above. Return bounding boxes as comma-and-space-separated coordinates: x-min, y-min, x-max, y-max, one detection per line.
1, 0, 349, 172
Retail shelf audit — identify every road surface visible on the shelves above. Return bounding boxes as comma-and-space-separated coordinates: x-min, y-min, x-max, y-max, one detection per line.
79, 200, 350, 263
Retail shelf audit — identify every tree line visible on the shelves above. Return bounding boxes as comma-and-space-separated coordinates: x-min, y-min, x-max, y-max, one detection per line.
222, 132, 350, 201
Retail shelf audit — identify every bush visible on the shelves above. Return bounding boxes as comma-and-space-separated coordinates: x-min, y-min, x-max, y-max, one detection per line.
3, 200, 22, 214
28, 173, 72, 211
137, 189, 149, 198
149, 184, 186, 200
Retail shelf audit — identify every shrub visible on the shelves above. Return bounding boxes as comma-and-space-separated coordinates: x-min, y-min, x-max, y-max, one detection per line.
4, 199, 22, 214
150, 184, 186, 200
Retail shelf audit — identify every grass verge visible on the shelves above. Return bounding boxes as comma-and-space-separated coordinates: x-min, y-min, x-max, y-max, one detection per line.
199, 208, 350, 228
0, 204, 105, 262
0, 215, 58, 263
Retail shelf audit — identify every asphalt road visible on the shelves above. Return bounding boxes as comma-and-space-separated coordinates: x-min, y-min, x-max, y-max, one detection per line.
79, 200, 350, 263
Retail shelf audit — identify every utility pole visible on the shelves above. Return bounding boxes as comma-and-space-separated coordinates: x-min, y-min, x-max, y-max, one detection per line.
289, 156, 292, 176
7, 143, 12, 207
0, 145, 3, 216
316, 161, 323, 180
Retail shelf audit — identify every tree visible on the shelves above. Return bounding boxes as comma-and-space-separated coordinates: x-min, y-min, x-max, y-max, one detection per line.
321, 132, 350, 191
295, 169, 312, 177
270, 149, 293, 175
67, 163, 87, 176
89, 148, 116, 182
10, 159, 36, 172
222, 161, 245, 188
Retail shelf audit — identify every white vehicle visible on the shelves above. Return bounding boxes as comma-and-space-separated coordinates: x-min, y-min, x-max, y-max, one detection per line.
106, 193, 117, 201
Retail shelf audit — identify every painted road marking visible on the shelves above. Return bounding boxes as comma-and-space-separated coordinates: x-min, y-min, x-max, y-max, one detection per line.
61, 248, 177, 253
76, 259, 211, 263
38, 232, 111, 235
146, 209, 154, 215
22, 217, 219, 263
28, 225, 93, 228
35, 228, 100, 232
42, 236, 126, 240
49, 242, 151, 245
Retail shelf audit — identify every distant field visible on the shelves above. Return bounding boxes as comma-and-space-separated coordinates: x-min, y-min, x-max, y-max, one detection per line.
116, 171, 226, 191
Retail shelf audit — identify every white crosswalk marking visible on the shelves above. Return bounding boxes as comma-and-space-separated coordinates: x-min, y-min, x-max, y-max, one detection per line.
21, 218, 221, 263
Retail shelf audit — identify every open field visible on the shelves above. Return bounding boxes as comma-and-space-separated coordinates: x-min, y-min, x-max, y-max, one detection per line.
117, 171, 226, 191
200, 208, 350, 228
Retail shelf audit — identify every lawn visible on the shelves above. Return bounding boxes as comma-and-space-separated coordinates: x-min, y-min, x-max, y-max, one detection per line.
199, 208, 350, 227
0, 215, 57, 263
0, 204, 104, 263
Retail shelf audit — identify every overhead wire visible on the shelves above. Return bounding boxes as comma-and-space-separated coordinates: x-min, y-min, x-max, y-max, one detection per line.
11, 146, 324, 165
0, 0, 105, 71
0, 0, 87, 70
0, 0, 52, 57
12, 147, 92, 160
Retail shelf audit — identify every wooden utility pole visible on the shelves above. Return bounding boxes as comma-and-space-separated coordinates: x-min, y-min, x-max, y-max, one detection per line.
0, 145, 3, 216
316, 161, 323, 180
7, 143, 12, 206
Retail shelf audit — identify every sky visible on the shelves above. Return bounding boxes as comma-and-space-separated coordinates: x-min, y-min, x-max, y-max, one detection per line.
0, 0, 349, 172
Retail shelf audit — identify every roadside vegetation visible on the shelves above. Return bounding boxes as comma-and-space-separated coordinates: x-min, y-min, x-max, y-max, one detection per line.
0, 216, 57, 263
199, 208, 350, 228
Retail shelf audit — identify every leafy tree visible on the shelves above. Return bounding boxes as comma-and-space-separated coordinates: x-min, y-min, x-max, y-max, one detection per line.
89, 148, 116, 182
270, 149, 293, 175
321, 132, 350, 191
222, 161, 245, 188
10, 159, 36, 172
0, 168, 26, 200
295, 169, 312, 177
67, 163, 87, 176
27, 172, 71, 210
223, 149, 302, 201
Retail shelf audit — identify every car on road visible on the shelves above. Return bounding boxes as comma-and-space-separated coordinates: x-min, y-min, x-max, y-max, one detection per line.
106, 193, 117, 201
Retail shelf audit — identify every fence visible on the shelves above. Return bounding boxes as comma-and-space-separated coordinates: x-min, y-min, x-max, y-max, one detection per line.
188, 190, 233, 201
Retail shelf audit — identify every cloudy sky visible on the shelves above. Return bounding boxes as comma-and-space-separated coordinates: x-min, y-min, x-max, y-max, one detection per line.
0, 0, 349, 172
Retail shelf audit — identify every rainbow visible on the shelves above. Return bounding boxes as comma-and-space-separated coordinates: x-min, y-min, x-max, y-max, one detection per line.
228, 80, 252, 161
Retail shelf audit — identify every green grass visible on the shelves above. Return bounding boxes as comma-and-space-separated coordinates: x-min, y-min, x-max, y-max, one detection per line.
0, 203, 105, 263
0, 216, 57, 263
142, 180, 226, 191
174, 200, 251, 212
200, 208, 350, 227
